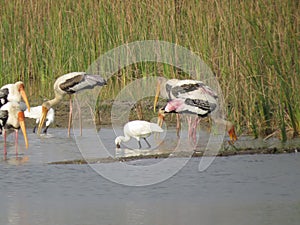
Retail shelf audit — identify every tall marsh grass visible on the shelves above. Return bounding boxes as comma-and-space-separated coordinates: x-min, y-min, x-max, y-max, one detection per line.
0, 0, 299, 139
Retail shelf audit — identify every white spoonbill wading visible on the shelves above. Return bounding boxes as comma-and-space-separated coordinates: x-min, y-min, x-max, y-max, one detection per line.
0, 102, 29, 157
0, 81, 31, 111
115, 120, 164, 149
24, 106, 55, 134
37, 72, 107, 136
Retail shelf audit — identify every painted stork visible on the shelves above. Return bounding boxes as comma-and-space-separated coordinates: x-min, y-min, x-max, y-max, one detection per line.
154, 78, 219, 136
0, 81, 30, 111
115, 120, 164, 149
37, 72, 107, 136
154, 78, 218, 112
154, 78, 237, 143
159, 98, 238, 143
24, 105, 55, 134
0, 102, 29, 157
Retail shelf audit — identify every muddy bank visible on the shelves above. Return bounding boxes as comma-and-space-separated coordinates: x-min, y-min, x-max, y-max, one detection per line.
48, 146, 299, 165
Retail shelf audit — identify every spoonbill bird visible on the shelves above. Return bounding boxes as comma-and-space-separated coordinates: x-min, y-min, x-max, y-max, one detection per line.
0, 81, 30, 111
24, 105, 55, 134
0, 102, 29, 156
115, 120, 164, 149
37, 72, 107, 136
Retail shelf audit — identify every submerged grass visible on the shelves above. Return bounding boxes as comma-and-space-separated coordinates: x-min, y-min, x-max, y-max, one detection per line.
0, 0, 299, 140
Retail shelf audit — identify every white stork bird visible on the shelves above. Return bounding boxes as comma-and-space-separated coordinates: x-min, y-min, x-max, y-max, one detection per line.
0, 81, 31, 111
37, 72, 107, 136
0, 102, 29, 157
155, 78, 237, 143
115, 120, 164, 149
24, 105, 55, 134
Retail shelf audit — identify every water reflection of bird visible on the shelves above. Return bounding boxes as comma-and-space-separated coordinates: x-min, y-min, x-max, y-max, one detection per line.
37, 72, 107, 136
155, 78, 237, 143
115, 120, 164, 149
24, 105, 55, 134
0, 81, 31, 111
0, 102, 29, 157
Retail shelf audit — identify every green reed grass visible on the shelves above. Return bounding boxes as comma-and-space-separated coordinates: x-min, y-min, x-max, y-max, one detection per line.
0, 0, 298, 140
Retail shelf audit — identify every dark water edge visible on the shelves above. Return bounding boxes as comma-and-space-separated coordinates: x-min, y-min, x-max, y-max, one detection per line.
48, 146, 300, 165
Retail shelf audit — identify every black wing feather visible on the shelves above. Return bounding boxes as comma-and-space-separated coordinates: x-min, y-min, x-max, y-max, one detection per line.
0, 88, 9, 107
185, 98, 217, 113
0, 110, 9, 134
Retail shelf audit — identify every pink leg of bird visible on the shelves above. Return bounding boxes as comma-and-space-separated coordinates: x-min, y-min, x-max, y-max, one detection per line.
176, 114, 181, 137
68, 96, 72, 137
191, 117, 200, 144
3, 130, 7, 157
187, 117, 193, 139
15, 130, 18, 156
74, 96, 82, 136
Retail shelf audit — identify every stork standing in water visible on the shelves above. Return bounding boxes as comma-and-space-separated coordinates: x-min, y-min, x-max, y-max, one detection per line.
37, 72, 107, 136
0, 102, 29, 157
154, 78, 237, 143
115, 120, 164, 149
0, 81, 31, 111
24, 105, 55, 134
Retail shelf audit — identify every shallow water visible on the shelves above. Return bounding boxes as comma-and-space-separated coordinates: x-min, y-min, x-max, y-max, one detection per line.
0, 128, 299, 225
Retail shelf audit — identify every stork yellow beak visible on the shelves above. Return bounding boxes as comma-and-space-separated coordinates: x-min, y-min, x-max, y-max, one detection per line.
157, 108, 165, 127
37, 106, 48, 135
18, 112, 28, 149
153, 82, 161, 112
228, 126, 238, 144
19, 86, 30, 112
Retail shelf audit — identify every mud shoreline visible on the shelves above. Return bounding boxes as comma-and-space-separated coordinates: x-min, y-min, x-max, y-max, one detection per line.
48, 146, 299, 165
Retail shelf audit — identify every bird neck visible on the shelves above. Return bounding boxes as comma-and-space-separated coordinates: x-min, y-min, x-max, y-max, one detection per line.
116, 135, 131, 144
47, 95, 63, 108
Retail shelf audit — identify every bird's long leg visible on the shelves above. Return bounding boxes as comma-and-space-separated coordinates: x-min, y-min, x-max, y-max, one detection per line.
143, 138, 151, 148
138, 140, 142, 149
187, 117, 193, 139
15, 130, 18, 156
43, 126, 49, 134
176, 114, 181, 137
68, 95, 73, 137
192, 117, 200, 144
74, 96, 82, 136
3, 130, 7, 157
33, 125, 37, 133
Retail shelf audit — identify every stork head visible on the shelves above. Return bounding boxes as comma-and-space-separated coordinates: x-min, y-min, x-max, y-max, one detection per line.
16, 81, 30, 112
17, 111, 29, 149
226, 121, 238, 143
37, 102, 51, 135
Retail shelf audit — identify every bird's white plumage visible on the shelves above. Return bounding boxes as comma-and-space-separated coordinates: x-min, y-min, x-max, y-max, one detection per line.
25, 106, 55, 127
115, 120, 163, 148
0, 81, 23, 103
0, 101, 29, 155
158, 78, 218, 104
0, 102, 21, 131
38, 72, 106, 135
